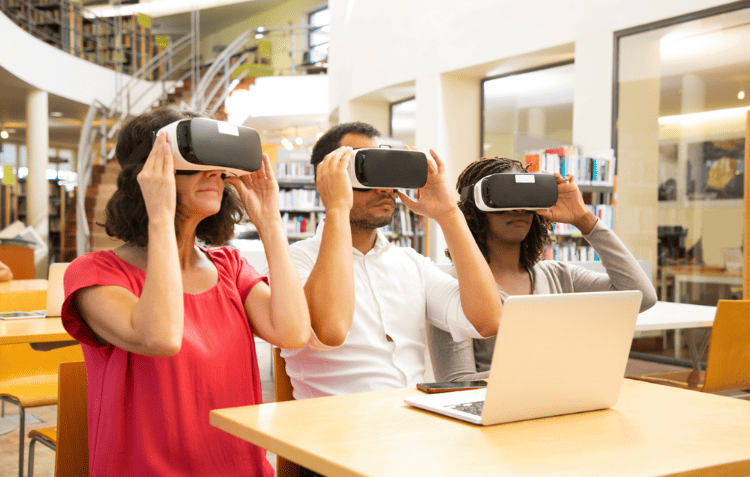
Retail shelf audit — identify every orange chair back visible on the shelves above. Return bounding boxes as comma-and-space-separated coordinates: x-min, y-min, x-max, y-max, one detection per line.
702, 300, 750, 393
0, 244, 35, 279
0, 344, 83, 405
54, 361, 88, 477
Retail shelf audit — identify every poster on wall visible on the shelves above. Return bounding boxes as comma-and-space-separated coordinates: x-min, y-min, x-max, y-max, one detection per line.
687, 138, 744, 201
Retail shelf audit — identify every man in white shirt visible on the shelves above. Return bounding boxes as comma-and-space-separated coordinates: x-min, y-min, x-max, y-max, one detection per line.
279, 122, 502, 400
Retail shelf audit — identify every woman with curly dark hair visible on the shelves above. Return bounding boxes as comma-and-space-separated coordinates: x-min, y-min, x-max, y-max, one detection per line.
60, 106, 310, 476
427, 157, 657, 382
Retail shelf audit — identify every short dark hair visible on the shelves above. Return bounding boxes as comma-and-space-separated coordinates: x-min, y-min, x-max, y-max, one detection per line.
103, 105, 245, 247
310, 122, 380, 178
447, 157, 553, 268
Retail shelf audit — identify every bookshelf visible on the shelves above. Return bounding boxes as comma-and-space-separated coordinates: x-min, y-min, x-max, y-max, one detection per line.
524, 146, 616, 262
269, 155, 426, 254
0, 1, 161, 78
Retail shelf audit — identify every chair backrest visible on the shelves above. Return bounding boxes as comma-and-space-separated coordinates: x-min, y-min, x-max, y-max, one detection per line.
273, 347, 294, 402
272, 348, 299, 477
54, 361, 88, 477
0, 344, 83, 389
0, 244, 34, 279
702, 300, 750, 393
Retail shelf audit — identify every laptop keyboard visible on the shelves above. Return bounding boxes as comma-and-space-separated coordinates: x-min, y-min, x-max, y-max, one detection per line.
447, 401, 484, 416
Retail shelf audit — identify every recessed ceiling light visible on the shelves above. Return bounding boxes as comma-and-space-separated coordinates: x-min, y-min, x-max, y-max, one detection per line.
0, 131, 9, 139
50, 112, 64, 117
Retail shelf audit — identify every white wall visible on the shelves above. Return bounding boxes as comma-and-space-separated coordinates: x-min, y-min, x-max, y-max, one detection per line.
328, 0, 731, 260
1, 13, 165, 113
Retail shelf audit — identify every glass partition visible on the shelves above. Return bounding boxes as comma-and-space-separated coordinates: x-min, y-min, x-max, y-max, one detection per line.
481, 62, 574, 161
616, 6, 749, 305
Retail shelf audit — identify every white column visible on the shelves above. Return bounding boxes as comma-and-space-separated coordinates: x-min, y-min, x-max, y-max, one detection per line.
416, 72, 481, 262
26, 89, 49, 276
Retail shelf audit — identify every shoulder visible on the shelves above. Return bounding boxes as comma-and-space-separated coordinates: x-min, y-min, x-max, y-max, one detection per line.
65, 251, 139, 290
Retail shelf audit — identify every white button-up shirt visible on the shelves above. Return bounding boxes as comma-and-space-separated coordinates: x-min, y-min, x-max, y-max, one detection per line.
276, 221, 483, 400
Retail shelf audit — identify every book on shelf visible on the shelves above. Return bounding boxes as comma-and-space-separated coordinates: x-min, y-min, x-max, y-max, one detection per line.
543, 243, 600, 262
550, 204, 615, 235
524, 146, 616, 186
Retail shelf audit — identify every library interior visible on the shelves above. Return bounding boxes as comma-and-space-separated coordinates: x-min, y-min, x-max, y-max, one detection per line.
0, 0, 749, 476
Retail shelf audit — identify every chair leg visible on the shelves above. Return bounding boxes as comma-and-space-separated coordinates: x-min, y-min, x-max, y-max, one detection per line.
18, 403, 25, 477
28, 436, 56, 477
28, 437, 36, 477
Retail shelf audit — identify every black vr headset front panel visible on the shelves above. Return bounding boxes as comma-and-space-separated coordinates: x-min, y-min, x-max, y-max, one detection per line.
351, 148, 428, 189
160, 118, 263, 176
472, 173, 558, 211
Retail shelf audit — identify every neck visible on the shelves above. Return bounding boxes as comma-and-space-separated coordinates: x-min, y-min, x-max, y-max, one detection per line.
351, 225, 379, 254
486, 239, 525, 276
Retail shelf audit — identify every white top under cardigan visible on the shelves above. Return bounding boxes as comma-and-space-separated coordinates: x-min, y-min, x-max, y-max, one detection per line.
269, 221, 484, 400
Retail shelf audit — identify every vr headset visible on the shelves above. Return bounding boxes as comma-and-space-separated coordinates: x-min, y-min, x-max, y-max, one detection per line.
460, 173, 558, 212
349, 148, 428, 189
127, 118, 263, 176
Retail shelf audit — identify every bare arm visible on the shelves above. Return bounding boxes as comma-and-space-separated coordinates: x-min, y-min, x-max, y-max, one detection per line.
75, 132, 184, 356
226, 155, 311, 348
399, 149, 501, 337
302, 147, 355, 346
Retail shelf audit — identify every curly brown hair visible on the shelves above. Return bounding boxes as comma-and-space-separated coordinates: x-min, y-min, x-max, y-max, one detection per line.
447, 157, 553, 268
103, 106, 245, 247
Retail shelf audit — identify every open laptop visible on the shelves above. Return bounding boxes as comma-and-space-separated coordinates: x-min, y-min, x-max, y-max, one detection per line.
405, 290, 642, 425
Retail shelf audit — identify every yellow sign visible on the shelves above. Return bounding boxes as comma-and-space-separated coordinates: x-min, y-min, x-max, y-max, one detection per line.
138, 13, 151, 29
2, 166, 14, 186
156, 36, 170, 49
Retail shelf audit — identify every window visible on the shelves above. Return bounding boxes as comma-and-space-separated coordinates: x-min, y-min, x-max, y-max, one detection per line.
615, 5, 749, 304
481, 62, 574, 161
308, 6, 329, 64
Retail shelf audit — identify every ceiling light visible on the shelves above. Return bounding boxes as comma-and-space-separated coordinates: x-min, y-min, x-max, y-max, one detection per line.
281, 137, 293, 150
295, 137, 303, 145
0, 131, 8, 139
50, 111, 64, 117
739, 90, 745, 100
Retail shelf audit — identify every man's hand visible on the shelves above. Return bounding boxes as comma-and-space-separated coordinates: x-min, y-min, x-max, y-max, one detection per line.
316, 146, 354, 213
397, 147, 458, 223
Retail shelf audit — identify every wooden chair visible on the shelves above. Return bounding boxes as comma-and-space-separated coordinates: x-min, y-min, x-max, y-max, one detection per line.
28, 361, 89, 477
0, 244, 35, 279
630, 300, 750, 397
273, 347, 299, 477
0, 344, 84, 477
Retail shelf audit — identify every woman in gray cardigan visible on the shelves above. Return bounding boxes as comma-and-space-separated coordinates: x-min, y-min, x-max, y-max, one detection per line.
427, 157, 658, 382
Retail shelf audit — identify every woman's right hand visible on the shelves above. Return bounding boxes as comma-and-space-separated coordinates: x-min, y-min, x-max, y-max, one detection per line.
316, 146, 354, 212
136, 132, 176, 222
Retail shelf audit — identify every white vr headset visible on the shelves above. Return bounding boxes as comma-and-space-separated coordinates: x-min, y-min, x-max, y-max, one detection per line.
125, 118, 263, 176
460, 173, 558, 212
348, 148, 428, 189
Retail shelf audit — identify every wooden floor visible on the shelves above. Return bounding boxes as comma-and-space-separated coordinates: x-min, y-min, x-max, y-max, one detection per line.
0, 342, 689, 477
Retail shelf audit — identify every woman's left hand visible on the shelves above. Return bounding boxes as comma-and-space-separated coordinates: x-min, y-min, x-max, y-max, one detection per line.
536, 173, 598, 234
398, 147, 458, 223
225, 153, 280, 228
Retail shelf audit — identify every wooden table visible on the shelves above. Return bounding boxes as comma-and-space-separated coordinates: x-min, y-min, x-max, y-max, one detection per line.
0, 279, 47, 312
211, 380, 750, 477
0, 317, 73, 348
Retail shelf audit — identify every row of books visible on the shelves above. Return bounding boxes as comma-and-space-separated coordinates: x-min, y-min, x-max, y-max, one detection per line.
276, 162, 315, 182
278, 189, 322, 211
542, 243, 600, 262
524, 146, 616, 186
550, 205, 615, 235
281, 212, 321, 237
382, 205, 425, 237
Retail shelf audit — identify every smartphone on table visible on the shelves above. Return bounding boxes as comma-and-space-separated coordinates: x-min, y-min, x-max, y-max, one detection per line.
416, 380, 487, 394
